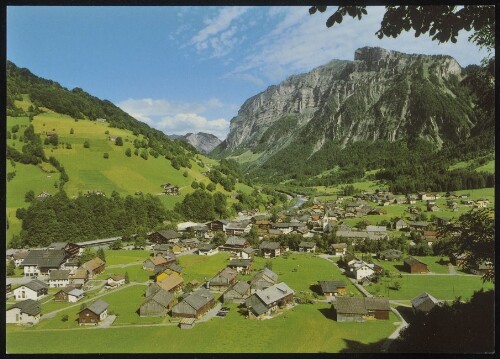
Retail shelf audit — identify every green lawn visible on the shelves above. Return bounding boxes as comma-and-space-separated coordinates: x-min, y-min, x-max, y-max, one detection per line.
372, 256, 451, 274
475, 160, 495, 174
103, 249, 151, 266
6, 301, 398, 353
177, 252, 232, 284
96, 263, 151, 283
366, 274, 493, 300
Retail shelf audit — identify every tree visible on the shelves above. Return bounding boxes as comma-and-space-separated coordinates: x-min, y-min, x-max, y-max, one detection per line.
83, 140, 90, 148
310, 6, 494, 50
134, 235, 146, 250
109, 239, 123, 250
212, 231, 226, 247
206, 182, 216, 192
80, 248, 95, 263
7, 260, 16, 276
97, 248, 106, 262
213, 192, 228, 219
125, 148, 132, 157
24, 190, 35, 203
191, 181, 199, 189
70, 128, 74, 134
103, 152, 109, 159
439, 208, 494, 282
265, 260, 273, 270
115, 136, 123, 146
61, 314, 69, 322
124, 271, 130, 284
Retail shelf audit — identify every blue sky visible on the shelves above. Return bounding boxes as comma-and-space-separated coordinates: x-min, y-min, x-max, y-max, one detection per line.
7, 6, 489, 140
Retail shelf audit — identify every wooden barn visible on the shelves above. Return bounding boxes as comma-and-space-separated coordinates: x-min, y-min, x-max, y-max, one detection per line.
171, 288, 215, 319
403, 257, 429, 273
139, 288, 175, 317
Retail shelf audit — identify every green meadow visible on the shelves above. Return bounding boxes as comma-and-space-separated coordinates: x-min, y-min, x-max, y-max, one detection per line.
6, 300, 398, 353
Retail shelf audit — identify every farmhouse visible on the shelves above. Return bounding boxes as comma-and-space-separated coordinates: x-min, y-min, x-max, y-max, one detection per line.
408, 221, 430, 232
245, 282, 294, 320
378, 249, 403, 261
250, 268, 278, 293
139, 288, 176, 317
171, 288, 215, 319
105, 274, 126, 289
78, 300, 109, 326
239, 247, 255, 259
69, 268, 89, 288
222, 281, 251, 304
81, 257, 106, 277
149, 272, 184, 294
206, 267, 238, 292
48, 269, 71, 288
179, 317, 196, 329
330, 243, 348, 256
197, 243, 219, 256
259, 241, 281, 258
411, 292, 440, 314
54, 286, 84, 302
205, 219, 229, 232
36, 191, 51, 201
143, 255, 175, 271
403, 257, 429, 273
61, 257, 80, 274
153, 244, 172, 257
318, 280, 346, 297
393, 219, 408, 231
227, 258, 252, 274
6, 299, 42, 325
20, 249, 66, 277
149, 230, 181, 244
13, 279, 48, 301
161, 183, 180, 195
10, 250, 29, 267
220, 236, 249, 252
47, 242, 80, 258
298, 241, 316, 253
348, 260, 376, 281
224, 222, 252, 236
336, 296, 390, 322
450, 252, 467, 267
180, 237, 201, 249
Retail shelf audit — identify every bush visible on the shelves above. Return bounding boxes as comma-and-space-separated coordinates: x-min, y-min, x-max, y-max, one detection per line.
83, 140, 90, 148
70, 128, 74, 134
125, 148, 132, 157
103, 152, 109, 159
61, 314, 69, 322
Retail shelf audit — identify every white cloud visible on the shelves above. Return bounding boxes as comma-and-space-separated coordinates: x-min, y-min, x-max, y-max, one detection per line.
191, 6, 250, 58
117, 97, 232, 140
228, 6, 488, 86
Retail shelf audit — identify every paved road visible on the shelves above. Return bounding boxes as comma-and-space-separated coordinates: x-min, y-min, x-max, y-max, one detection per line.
448, 264, 458, 275
381, 305, 409, 352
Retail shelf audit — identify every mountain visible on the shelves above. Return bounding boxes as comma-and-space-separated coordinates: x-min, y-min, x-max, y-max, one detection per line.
178, 132, 222, 154
213, 47, 489, 179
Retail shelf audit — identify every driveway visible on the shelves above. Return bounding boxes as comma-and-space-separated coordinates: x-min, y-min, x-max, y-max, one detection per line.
197, 302, 222, 323
99, 315, 116, 328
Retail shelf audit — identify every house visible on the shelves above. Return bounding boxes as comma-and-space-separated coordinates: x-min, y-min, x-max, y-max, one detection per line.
197, 243, 219, 256
418, 192, 436, 201
253, 219, 272, 230
449, 253, 467, 267
224, 222, 252, 236
46, 131, 57, 137
149, 230, 181, 244
423, 231, 438, 246
36, 191, 51, 201
6, 281, 12, 298
54, 286, 84, 302
221, 236, 249, 252
245, 282, 294, 319
378, 249, 403, 261
318, 280, 346, 297
139, 288, 175, 317
427, 204, 440, 212
474, 198, 490, 208
96, 118, 107, 122
348, 260, 376, 281
205, 220, 229, 232
434, 216, 450, 227
11, 250, 29, 267
47, 242, 80, 258
143, 255, 175, 271
298, 241, 316, 253
13, 279, 48, 301
411, 292, 440, 314
250, 268, 279, 293
470, 261, 494, 276
153, 244, 172, 257
69, 268, 89, 288
222, 281, 251, 303
326, 244, 344, 258
366, 225, 387, 234
393, 219, 408, 231
206, 267, 238, 292
336, 230, 385, 241
259, 241, 281, 258
403, 256, 429, 273
161, 183, 180, 195
61, 257, 80, 274
335, 296, 390, 322
180, 237, 201, 250
48, 269, 71, 288
227, 258, 252, 274
179, 317, 196, 329
108, 135, 118, 143
78, 300, 109, 326
171, 288, 215, 319
239, 247, 255, 259
81, 257, 106, 277
6, 299, 42, 325
408, 221, 430, 232
105, 274, 126, 289
20, 249, 66, 277
185, 225, 209, 238
151, 272, 184, 294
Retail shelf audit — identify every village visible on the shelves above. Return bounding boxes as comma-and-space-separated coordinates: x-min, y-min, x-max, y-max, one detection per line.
6, 186, 493, 350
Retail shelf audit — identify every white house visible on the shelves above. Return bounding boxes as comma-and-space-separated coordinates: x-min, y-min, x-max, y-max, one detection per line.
68, 288, 85, 302
6, 299, 42, 325
13, 280, 48, 301
197, 244, 219, 256
48, 269, 71, 288
348, 260, 375, 281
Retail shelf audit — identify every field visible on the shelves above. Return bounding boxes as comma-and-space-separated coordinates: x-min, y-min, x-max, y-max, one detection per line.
371, 256, 452, 274
366, 275, 493, 300
6, 300, 398, 353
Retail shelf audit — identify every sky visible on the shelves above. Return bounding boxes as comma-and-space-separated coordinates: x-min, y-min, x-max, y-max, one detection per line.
7, 6, 489, 140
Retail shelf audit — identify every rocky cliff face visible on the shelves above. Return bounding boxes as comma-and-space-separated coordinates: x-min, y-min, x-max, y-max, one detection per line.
180, 132, 222, 154
218, 47, 474, 170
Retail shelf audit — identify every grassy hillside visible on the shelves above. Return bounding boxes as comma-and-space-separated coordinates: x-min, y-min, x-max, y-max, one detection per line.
6, 96, 255, 243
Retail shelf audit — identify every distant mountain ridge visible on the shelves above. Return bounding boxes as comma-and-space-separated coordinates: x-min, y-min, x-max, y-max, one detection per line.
213, 47, 488, 178
171, 132, 222, 154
